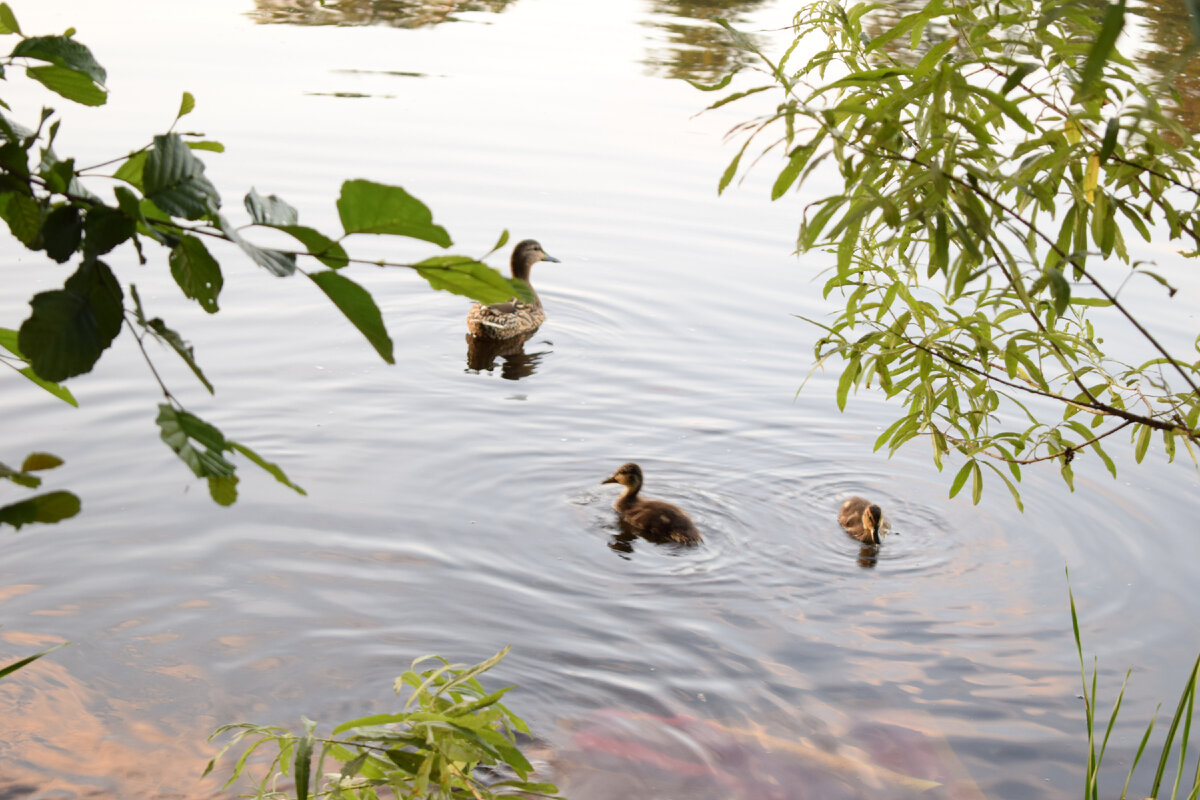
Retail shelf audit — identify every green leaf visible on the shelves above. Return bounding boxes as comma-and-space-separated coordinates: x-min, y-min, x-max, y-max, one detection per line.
1077, 0, 1125, 100
169, 235, 223, 313
83, 206, 135, 258
15, 365, 77, 405
112, 150, 146, 189
1134, 424, 1151, 463
144, 316, 213, 393
18, 259, 124, 382
215, 215, 295, 277
337, 179, 451, 246
143, 134, 219, 219
771, 150, 804, 200
414, 256, 522, 305
308, 270, 394, 364
156, 404, 235, 479
0, 643, 71, 681
207, 475, 237, 506
12, 35, 105, 83
25, 65, 106, 106
245, 188, 297, 226
949, 460, 973, 499
227, 441, 305, 496
0, 191, 43, 245
1045, 267, 1070, 315
178, 91, 195, 119
970, 460, 983, 505
0, 4, 22, 35
836, 357, 860, 412
276, 224, 348, 268
42, 204, 82, 262
0, 491, 81, 529
21, 452, 63, 472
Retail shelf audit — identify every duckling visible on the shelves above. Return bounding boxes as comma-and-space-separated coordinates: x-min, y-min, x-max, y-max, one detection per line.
602, 462, 701, 545
838, 496, 888, 545
466, 239, 560, 340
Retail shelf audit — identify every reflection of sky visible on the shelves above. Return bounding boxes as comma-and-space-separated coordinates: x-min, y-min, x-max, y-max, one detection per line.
2, 1, 1198, 799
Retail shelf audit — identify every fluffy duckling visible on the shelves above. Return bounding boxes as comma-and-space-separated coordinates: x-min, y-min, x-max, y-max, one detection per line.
838, 496, 888, 545
602, 462, 702, 545
466, 239, 560, 340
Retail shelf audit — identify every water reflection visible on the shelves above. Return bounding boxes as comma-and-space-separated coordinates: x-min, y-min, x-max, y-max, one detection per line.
642, 1, 773, 82
464, 333, 549, 379
248, 0, 515, 27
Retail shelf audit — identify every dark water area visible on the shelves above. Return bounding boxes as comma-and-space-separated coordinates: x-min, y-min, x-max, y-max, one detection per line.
1, 1, 1198, 798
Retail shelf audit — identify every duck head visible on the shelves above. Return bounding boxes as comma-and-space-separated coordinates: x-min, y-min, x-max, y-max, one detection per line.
602, 462, 643, 490
511, 239, 560, 280
862, 503, 884, 545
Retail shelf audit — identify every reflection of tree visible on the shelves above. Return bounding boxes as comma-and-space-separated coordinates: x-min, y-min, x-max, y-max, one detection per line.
249, 0, 515, 28
1136, 4, 1200, 134
642, 0, 772, 82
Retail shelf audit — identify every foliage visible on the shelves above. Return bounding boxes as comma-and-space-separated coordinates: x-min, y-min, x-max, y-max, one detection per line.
1069, 578, 1200, 799
0, 450, 79, 529
701, 0, 1200, 506
0, 5, 529, 512
206, 647, 563, 800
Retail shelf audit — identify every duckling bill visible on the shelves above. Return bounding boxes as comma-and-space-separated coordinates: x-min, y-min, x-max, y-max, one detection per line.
838, 496, 888, 545
602, 462, 701, 545
466, 239, 560, 340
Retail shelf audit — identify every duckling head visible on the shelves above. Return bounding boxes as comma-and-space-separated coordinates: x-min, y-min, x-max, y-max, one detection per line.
511, 239, 560, 280
862, 503, 884, 545
602, 462, 643, 490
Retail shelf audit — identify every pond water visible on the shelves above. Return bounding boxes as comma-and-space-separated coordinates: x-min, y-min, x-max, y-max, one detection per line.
2, 1, 1198, 798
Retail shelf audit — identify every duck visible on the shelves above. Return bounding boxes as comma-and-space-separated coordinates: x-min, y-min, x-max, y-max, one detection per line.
838, 496, 888, 544
466, 239, 560, 340
602, 462, 702, 545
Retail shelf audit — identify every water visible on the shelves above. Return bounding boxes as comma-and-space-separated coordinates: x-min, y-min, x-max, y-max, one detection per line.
1, 1, 1198, 798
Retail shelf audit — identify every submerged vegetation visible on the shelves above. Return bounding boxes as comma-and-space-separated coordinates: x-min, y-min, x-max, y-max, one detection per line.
702, 0, 1200, 508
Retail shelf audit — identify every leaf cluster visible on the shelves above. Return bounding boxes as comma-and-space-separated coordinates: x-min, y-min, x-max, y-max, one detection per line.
701, 0, 1200, 505
206, 647, 563, 800
0, 450, 79, 529
0, 5, 529, 510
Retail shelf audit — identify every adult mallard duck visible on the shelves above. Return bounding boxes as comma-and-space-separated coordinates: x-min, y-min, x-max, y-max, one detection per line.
602, 462, 702, 545
838, 496, 889, 545
466, 239, 560, 340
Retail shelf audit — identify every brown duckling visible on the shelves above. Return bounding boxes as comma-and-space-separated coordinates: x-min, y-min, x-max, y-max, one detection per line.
838, 496, 888, 545
602, 462, 702, 545
466, 239, 560, 340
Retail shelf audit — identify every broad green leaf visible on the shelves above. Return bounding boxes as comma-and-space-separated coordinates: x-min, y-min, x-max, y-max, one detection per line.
227, 441, 305, 496
169, 235, 223, 313
0, 491, 80, 529
414, 256, 522, 305
18, 259, 123, 382
216, 215, 295, 277
276, 224, 348, 268
25, 65, 105, 106
112, 150, 147, 189
41, 205, 82, 262
156, 404, 235, 479
949, 460, 973, 499
83, 206, 135, 258
12, 35, 105, 83
245, 188, 297, 226
15, 365, 77, 405
178, 91, 195, 119
0, 462, 38, 488
21, 453, 63, 471
143, 134, 219, 219
0, 191, 42, 245
337, 179, 451, 246
0, 4, 21, 35
308, 270, 394, 364
208, 475, 237, 507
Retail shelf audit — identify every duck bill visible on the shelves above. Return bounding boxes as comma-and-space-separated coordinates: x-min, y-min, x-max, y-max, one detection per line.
602, 475, 617, 485
542, 253, 561, 263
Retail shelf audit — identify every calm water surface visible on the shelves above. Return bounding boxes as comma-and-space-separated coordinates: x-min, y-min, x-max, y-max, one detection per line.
2, 2, 1198, 798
